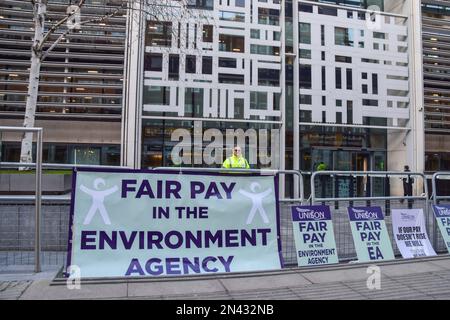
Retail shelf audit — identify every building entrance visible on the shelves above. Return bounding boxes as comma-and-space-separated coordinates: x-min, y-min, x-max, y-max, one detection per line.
308, 148, 386, 198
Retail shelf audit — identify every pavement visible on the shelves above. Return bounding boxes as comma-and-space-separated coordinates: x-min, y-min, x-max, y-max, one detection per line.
2, 255, 450, 300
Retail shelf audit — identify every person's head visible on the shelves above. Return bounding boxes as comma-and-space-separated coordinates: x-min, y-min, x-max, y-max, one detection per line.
233, 146, 242, 157
404, 165, 410, 171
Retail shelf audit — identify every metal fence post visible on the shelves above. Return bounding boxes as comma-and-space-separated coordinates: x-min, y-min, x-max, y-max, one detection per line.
35, 129, 42, 273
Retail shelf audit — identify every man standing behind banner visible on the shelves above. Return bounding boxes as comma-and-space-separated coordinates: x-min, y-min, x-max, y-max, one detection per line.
222, 146, 250, 169
401, 165, 414, 209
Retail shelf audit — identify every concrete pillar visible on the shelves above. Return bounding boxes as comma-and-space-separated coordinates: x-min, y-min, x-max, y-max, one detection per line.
121, 1, 144, 169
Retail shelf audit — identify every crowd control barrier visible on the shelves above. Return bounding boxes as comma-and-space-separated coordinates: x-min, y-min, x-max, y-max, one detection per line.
431, 172, 450, 252
310, 171, 433, 261
0, 127, 131, 272
0, 126, 43, 272
2, 159, 450, 274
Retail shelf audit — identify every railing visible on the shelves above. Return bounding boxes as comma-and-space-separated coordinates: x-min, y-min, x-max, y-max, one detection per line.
310, 171, 431, 260
0, 126, 43, 272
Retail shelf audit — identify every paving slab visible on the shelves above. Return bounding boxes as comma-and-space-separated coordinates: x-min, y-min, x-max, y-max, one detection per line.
219, 273, 311, 292
299, 266, 369, 284
379, 261, 444, 277
128, 279, 225, 298
427, 258, 450, 270
20, 280, 127, 300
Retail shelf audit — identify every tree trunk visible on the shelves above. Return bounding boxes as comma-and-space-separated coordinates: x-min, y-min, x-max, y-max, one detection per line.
20, 0, 46, 166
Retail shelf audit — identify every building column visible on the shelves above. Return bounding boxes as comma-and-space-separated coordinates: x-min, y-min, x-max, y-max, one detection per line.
121, 1, 144, 169
408, 0, 425, 192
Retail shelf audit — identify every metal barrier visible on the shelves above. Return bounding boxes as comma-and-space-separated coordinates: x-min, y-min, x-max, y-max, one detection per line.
6, 165, 448, 270
310, 171, 432, 261
0, 126, 43, 272
1, 165, 305, 270
0, 130, 131, 272
431, 172, 450, 252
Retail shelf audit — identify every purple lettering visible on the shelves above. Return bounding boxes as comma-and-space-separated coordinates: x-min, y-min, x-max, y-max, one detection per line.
182, 257, 201, 274
185, 231, 202, 248
145, 258, 163, 276
99, 231, 117, 250
257, 229, 271, 246
240, 229, 257, 246
225, 229, 240, 247
136, 180, 155, 198
165, 231, 183, 249
80, 231, 97, 250
204, 230, 223, 248
205, 183, 222, 199
220, 182, 236, 199
166, 181, 181, 199
166, 258, 182, 275
125, 258, 145, 276
218, 256, 234, 272
191, 181, 205, 199
121, 180, 136, 198
202, 256, 218, 273
147, 231, 163, 249
119, 231, 137, 249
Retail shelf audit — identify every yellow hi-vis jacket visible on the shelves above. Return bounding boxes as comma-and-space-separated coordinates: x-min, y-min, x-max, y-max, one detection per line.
222, 155, 250, 169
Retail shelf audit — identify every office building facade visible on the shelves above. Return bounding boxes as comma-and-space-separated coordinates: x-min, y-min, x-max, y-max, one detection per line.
0, 0, 126, 165
0, 0, 427, 195
422, 0, 450, 173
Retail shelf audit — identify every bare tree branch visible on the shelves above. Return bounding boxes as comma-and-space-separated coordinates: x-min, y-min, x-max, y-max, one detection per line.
41, 1, 127, 61
38, 0, 86, 50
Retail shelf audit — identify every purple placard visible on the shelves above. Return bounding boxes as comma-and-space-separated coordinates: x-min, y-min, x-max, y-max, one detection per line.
348, 207, 384, 221
291, 205, 332, 222
433, 205, 450, 218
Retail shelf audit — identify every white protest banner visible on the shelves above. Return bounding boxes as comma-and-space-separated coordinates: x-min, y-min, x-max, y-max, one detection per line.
392, 209, 436, 258
67, 168, 283, 278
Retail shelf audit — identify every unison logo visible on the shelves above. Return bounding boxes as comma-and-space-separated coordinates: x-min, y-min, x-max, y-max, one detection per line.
352, 209, 379, 220
170, 121, 280, 167
296, 208, 326, 220
400, 212, 415, 221
436, 206, 450, 216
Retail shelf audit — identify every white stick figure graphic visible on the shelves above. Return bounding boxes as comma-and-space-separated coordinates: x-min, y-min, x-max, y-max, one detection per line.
80, 178, 118, 225
239, 182, 272, 225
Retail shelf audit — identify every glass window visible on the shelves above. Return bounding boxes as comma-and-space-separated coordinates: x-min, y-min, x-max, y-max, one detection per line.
202, 25, 213, 42
219, 34, 245, 53
299, 64, 312, 89
202, 56, 213, 74
146, 21, 172, 47
185, 55, 196, 74
143, 86, 170, 105
299, 23, 311, 44
335, 27, 354, 47
144, 53, 162, 72
250, 92, 267, 110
